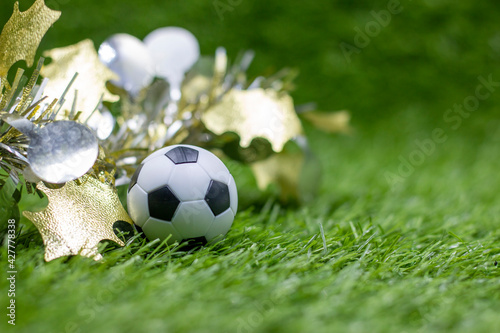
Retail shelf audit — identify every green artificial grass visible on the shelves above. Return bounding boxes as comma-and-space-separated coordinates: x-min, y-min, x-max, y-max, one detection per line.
1, 0, 500, 332
1, 115, 499, 333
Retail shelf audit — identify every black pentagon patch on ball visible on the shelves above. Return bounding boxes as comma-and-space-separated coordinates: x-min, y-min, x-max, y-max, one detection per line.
148, 185, 181, 221
128, 163, 144, 192
165, 146, 199, 164
204, 180, 230, 216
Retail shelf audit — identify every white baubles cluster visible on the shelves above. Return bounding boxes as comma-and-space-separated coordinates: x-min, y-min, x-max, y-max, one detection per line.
98, 27, 200, 98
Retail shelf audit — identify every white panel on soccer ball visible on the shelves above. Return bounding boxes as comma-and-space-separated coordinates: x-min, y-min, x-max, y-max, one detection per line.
228, 175, 238, 215
141, 146, 171, 164
127, 185, 149, 227
142, 217, 183, 244
205, 208, 234, 242
137, 155, 175, 192
197, 148, 231, 184
172, 200, 215, 239
168, 163, 211, 201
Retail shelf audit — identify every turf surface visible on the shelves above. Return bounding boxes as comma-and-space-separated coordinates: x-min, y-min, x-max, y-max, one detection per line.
1, 0, 500, 332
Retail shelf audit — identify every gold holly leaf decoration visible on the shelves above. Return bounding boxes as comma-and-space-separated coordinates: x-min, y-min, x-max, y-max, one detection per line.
41, 39, 119, 120
202, 89, 303, 153
300, 110, 352, 134
251, 148, 305, 202
23, 176, 132, 261
251, 139, 321, 204
0, 0, 61, 77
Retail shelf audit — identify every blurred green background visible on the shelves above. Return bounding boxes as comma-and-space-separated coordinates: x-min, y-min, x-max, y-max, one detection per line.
2, 0, 500, 129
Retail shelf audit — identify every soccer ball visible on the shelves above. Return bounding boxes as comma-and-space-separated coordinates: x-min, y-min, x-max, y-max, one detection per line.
127, 145, 237, 244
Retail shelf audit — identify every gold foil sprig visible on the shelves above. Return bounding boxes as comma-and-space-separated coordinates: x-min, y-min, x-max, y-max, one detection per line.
23, 176, 133, 261
0, 0, 61, 78
41, 39, 119, 120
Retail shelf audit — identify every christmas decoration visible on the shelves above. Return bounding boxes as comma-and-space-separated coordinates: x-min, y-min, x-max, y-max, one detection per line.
299, 109, 351, 134
0, 1, 131, 261
23, 176, 131, 261
202, 88, 303, 155
40, 39, 119, 121
0, 0, 350, 261
251, 137, 322, 204
0, 0, 60, 78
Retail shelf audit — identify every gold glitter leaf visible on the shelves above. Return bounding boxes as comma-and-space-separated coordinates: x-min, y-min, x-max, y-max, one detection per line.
0, 0, 61, 77
251, 150, 304, 202
301, 110, 352, 134
251, 140, 321, 204
23, 177, 132, 261
41, 39, 119, 120
202, 89, 303, 152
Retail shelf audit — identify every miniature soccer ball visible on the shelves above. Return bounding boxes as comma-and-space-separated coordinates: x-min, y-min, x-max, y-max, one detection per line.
127, 145, 238, 244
